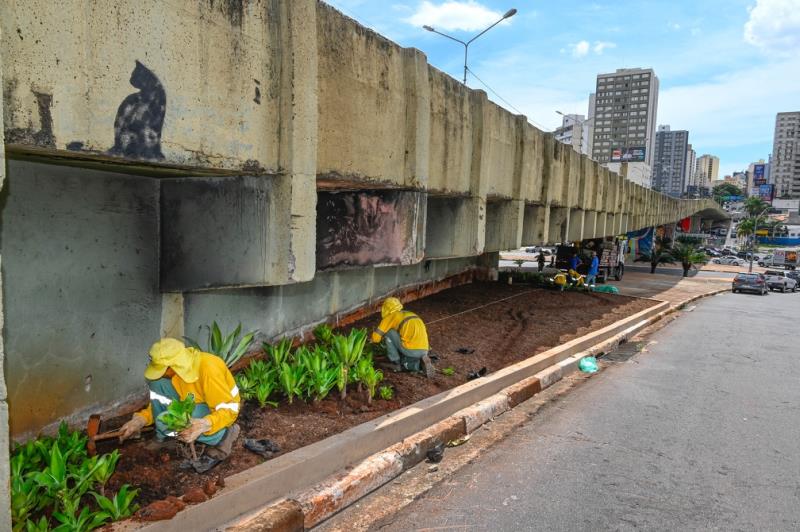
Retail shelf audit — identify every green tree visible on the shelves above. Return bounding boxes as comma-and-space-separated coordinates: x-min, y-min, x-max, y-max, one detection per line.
712, 182, 743, 204
670, 242, 707, 277
743, 196, 770, 217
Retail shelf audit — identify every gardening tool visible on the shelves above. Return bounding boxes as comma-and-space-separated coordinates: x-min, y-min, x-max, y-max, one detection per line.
86, 414, 153, 456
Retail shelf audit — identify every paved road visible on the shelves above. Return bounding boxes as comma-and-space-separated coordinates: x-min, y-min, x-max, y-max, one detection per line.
381, 291, 800, 531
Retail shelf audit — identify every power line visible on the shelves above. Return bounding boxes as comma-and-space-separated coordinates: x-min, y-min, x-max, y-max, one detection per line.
466, 66, 552, 132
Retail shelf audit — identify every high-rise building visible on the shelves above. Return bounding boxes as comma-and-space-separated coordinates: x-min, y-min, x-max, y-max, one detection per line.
685, 144, 697, 192
695, 154, 719, 195
554, 114, 590, 155
746, 159, 769, 193
589, 67, 659, 188
771, 112, 800, 198
586, 93, 596, 156
652, 125, 689, 197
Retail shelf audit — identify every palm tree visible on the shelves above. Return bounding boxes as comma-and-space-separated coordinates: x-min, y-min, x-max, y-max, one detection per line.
744, 196, 770, 217
670, 242, 707, 277
635, 236, 674, 274
737, 218, 756, 240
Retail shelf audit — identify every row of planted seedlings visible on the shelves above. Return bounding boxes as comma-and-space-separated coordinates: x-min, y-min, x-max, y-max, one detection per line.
8, 322, 392, 531
235, 324, 393, 409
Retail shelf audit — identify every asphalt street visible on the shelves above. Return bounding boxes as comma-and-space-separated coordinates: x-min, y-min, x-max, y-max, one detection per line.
381, 291, 800, 531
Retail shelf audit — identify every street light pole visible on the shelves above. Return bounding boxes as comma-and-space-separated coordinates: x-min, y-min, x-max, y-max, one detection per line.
748, 206, 770, 273
423, 8, 517, 85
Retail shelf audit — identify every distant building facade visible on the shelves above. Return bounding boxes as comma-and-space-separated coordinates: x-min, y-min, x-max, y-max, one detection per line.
652, 125, 689, 197
694, 154, 719, 196
554, 114, 590, 155
771, 112, 800, 198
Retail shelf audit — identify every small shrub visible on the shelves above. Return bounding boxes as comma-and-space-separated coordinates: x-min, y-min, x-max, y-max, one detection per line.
379, 385, 394, 400
185, 322, 257, 368
440, 367, 455, 376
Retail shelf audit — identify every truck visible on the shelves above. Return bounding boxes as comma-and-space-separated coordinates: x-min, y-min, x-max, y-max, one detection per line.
769, 249, 799, 270
554, 237, 626, 282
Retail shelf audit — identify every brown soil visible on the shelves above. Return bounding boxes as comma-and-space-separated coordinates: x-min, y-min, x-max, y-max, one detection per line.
104, 282, 655, 512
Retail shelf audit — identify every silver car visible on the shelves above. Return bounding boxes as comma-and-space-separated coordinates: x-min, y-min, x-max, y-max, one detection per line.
764, 270, 798, 292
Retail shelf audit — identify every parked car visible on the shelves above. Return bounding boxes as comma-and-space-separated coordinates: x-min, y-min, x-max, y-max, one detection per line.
524, 247, 553, 256
732, 273, 768, 295
721, 248, 733, 256
712, 256, 745, 266
764, 270, 798, 292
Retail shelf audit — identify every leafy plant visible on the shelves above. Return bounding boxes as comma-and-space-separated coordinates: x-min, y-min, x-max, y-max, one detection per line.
331, 329, 368, 400
91, 449, 120, 497
379, 385, 394, 401
185, 322, 257, 368
255, 379, 279, 408
279, 362, 306, 404
360, 366, 384, 405
265, 337, 294, 368
670, 242, 707, 277
52, 497, 109, 532
24, 516, 49, 532
300, 346, 339, 402
440, 367, 455, 376
157, 393, 196, 432
313, 324, 334, 347
92, 484, 139, 521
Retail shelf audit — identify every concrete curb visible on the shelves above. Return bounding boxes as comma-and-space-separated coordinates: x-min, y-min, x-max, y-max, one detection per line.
224, 288, 730, 530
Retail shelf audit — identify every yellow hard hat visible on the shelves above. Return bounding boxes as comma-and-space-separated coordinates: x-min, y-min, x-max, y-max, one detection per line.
381, 297, 403, 318
554, 273, 567, 286
144, 338, 201, 383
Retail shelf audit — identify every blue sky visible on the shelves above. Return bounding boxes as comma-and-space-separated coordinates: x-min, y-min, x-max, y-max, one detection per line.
324, 0, 800, 178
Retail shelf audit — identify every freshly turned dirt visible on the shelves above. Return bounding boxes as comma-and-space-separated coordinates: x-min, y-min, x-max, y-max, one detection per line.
106, 282, 655, 509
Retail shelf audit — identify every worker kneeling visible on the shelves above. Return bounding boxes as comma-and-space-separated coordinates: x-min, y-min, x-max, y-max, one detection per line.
372, 297, 434, 378
118, 338, 241, 471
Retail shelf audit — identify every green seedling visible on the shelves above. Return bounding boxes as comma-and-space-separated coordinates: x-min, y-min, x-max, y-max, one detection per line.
235, 372, 256, 402
379, 385, 394, 401
92, 484, 139, 521
331, 329, 368, 400
24, 516, 49, 532
185, 322, 257, 368
299, 346, 339, 402
279, 362, 306, 404
440, 367, 455, 376
313, 324, 334, 347
255, 380, 279, 408
265, 337, 294, 368
360, 366, 384, 405
157, 393, 195, 433
52, 496, 109, 532
90, 450, 120, 497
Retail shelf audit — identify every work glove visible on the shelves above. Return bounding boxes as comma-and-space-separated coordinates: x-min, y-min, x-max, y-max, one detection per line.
178, 417, 212, 444
118, 414, 147, 442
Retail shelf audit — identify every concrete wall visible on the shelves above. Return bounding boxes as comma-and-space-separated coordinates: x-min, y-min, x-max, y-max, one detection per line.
0, 0, 727, 447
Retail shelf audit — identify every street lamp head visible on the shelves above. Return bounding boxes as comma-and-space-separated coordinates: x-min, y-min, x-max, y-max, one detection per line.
503, 8, 518, 19
555, 110, 565, 116
423, 25, 434, 32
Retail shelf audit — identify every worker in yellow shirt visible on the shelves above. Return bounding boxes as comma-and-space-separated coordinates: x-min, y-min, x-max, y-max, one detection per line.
371, 297, 434, 378
118, 338, 241, 471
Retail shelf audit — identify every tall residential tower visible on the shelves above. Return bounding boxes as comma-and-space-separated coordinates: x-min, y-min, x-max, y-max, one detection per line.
771, 112, 800, 198
589, 68, 659, 187
652, 125, 689, 197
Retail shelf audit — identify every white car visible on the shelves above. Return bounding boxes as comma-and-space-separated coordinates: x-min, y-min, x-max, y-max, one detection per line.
712, 256, 745, 266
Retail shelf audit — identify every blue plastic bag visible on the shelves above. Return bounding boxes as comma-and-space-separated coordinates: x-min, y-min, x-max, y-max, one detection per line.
578, 356, 598, 373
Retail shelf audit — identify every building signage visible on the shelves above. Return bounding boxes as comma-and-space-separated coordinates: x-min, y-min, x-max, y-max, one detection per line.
611, 146, 646, 162
753, 164, 766, 186
757, 183, 775, 204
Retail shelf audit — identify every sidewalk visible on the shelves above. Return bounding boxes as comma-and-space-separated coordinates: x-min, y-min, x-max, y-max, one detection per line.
616, 271, 731, 306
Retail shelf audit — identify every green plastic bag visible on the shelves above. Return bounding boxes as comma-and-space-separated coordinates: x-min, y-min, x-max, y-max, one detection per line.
593, 285, 619, 294
578, 356, 598, 373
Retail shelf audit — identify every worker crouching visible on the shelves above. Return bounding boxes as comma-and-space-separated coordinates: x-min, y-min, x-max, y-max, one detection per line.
372, 297, 435, 378
118, 338, 241, 472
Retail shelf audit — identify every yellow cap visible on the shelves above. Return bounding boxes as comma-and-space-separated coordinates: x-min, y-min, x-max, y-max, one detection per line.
381, 297, 403, 318
144, 338, 201, 383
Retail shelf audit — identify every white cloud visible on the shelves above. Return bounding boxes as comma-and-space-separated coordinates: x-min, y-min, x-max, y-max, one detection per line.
405, 1, 507, 32
570, 40, 590, 58
744, 0, 800, 53
592, 41, 616, 54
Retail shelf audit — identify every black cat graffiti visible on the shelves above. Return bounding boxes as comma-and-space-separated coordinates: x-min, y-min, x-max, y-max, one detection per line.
109, 61, 166, 160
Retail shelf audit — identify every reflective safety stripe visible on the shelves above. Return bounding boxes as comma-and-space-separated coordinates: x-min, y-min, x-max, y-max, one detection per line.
150, 391, 172, 406
215, 402, 240, 413
165, 431, 178, 437
374, 328, 386, 338
231, 384, 239, 397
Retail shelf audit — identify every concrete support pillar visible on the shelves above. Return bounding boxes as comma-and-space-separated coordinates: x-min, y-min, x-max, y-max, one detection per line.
402, 47, 431, 189
0, 28, 11, 529
568, 209, 585, 242
522, 204, 549, 245
583, 211, 598, 239
548, 207, 569, 243
485, 199, 524, 252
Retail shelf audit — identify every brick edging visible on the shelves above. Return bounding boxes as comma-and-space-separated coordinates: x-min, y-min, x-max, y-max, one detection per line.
225, 288, 729, 530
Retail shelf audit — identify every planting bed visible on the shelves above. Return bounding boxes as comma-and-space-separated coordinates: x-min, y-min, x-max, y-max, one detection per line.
102, 281, 656, 515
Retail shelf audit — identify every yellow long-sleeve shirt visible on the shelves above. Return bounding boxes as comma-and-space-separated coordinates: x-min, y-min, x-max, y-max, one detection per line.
136, 352, 240, 435
371, 310, 429, 351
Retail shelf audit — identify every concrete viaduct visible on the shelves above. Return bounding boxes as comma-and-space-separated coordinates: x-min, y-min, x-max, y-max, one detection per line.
0, 1, 726, 522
